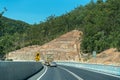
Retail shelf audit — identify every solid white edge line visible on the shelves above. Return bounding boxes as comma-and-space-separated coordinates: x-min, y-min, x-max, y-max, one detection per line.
78, 67, 120, 79
64, 65, 120, 78
59, 66, 84, 80
58, 64, 120, 79
36, 66, 48, 80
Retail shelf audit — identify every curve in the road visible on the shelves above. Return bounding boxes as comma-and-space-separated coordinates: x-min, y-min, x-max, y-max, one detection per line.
59, 66, 83, 80
40, 66, 81, 80
37, 66, 48, 80
30, 65, 120, 80
60, 65, 120, 80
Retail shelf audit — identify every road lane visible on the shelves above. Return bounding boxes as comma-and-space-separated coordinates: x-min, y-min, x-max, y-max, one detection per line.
36, 65, 120, 80
40, 66, 81, 80
60, 65, 120, 80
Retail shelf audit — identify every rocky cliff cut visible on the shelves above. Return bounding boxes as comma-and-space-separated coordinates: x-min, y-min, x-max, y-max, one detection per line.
7, 30, 82, 61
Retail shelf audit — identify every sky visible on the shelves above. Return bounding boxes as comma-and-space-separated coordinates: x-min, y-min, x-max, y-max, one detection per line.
0, 0, 96, 24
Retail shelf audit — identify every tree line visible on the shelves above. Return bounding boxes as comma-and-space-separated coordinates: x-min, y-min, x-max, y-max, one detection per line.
0, 0, 120, 58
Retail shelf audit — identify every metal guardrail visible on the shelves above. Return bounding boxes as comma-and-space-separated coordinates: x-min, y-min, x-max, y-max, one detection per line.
56, 62, 120, 76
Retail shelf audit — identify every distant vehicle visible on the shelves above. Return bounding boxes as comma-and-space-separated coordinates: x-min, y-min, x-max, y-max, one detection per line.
44, 53, 54, 66
49, 62, 57, 67
45, 61, 50, 66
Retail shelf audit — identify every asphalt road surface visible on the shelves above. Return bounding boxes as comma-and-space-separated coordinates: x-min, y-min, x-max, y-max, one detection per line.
39, 65, 120, 80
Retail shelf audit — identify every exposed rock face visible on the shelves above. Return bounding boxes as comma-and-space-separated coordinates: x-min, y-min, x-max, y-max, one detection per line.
6, 45, 41, 60
40, 30, 82, 61
7, 30, 82, 61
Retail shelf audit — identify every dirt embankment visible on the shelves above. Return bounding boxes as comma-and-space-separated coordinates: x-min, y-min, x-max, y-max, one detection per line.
89, 48, 120, 66
6, 45, 41, 60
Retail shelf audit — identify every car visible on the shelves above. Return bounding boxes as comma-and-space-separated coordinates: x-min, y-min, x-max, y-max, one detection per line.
49, 62, 57, 67
44, 61, 50, 66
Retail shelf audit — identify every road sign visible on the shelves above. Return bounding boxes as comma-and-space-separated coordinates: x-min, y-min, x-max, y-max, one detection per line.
92, 51, 96, 58
35, 52, 40, 62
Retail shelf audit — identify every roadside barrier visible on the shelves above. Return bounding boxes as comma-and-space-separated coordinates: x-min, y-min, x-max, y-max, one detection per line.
0, 61, 43, 80
57, 62, 120, 76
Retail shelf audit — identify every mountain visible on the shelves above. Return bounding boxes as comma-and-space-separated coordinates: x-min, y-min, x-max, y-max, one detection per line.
26, 0, 120, 54
1, 0, 120, 59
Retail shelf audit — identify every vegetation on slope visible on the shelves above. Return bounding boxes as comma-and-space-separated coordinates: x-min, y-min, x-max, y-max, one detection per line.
0, 0, 120, 58
0, 10, 30, 58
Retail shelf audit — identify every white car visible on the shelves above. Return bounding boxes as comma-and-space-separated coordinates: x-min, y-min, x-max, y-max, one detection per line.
50, 62, 57, 67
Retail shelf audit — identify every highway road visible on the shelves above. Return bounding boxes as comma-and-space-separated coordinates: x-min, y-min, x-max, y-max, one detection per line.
37, 65, 120, 80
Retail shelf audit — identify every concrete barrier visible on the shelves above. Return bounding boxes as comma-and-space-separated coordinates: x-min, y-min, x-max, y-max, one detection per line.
57, 62, 120, 76
0, 61, 43, 80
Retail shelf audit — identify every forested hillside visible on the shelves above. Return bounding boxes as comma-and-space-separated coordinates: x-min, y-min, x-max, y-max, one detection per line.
0, 0, 120, 58
27, 0, 120, 53
0, 13, 30, 58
